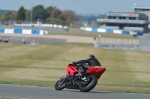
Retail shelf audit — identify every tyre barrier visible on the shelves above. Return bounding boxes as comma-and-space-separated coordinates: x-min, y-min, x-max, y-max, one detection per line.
0, 38, 2, 42
0, 38, 9, 43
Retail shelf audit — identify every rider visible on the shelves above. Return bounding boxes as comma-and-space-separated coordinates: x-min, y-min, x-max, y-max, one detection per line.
73, 54, 101, 76
66, 54, 101, 84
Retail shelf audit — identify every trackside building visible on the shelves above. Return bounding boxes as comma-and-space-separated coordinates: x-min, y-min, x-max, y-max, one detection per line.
97, 7, 150, 33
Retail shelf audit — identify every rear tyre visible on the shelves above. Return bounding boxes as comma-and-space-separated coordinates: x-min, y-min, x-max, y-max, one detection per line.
55, 76, 66, 90
79, 75, 98, 92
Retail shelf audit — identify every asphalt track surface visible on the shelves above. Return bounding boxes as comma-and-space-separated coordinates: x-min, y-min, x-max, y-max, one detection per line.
0, 84, 150, 99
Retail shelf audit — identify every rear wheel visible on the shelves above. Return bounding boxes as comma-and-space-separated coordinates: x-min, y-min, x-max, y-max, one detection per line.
79, 75, 98, 92
55, 76, 66, 90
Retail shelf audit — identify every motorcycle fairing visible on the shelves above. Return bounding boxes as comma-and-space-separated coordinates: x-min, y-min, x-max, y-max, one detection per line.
66, 64, 78, 76
86, 66, 106, 78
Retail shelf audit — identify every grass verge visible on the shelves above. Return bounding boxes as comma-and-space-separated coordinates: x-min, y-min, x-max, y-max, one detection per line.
48, 27, 138, 39
0, 43, 150, 94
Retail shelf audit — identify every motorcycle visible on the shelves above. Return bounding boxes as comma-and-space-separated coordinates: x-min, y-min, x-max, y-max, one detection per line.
55, 62, 106, 92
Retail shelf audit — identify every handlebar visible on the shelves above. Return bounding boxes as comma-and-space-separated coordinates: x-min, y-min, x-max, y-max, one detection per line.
72, 62, 84, 68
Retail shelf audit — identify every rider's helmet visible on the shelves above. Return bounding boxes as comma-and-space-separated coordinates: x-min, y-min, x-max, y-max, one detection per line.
88, 54, 95, 58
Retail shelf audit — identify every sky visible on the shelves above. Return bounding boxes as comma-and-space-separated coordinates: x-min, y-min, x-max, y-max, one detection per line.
0, 0, 150, 15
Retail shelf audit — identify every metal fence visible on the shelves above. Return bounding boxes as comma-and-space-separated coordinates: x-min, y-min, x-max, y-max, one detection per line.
138, 34, 150, 51
94, 34, 150, 51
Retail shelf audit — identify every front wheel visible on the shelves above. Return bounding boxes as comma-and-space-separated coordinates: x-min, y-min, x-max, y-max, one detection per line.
55, 76, 66, 90
79, 75, 98, 92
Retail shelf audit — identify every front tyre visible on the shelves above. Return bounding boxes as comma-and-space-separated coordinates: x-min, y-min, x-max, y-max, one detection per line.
55, 76, 66, 90
79, 75, 98, 92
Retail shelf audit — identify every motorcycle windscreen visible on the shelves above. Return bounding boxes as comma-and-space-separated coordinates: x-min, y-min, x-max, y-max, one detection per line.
86, 66, 106, 78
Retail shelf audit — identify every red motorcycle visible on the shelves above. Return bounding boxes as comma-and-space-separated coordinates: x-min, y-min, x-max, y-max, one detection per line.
55, 62, 106, 92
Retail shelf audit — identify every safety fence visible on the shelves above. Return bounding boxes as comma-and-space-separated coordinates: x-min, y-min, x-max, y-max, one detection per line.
94, 34, 150, 52
80, 27, 143, 36
94, 38, 139, 48
0, 28, 48, 35
15, 24, 68, 29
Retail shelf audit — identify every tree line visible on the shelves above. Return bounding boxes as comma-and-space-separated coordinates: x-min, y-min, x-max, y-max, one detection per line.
0, 5, 78, 26
0, 5, 103, 27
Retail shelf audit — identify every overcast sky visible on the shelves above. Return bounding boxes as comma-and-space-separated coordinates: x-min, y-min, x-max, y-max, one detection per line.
0, 0, 150, 14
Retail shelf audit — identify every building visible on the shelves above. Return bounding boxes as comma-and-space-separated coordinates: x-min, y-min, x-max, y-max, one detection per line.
97, 6, 150, 33
134, 6, 150, 28
134, 6, 150, 19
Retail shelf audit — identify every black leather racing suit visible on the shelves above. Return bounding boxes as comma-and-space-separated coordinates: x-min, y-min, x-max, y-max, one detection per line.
74, 57, 101, 74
